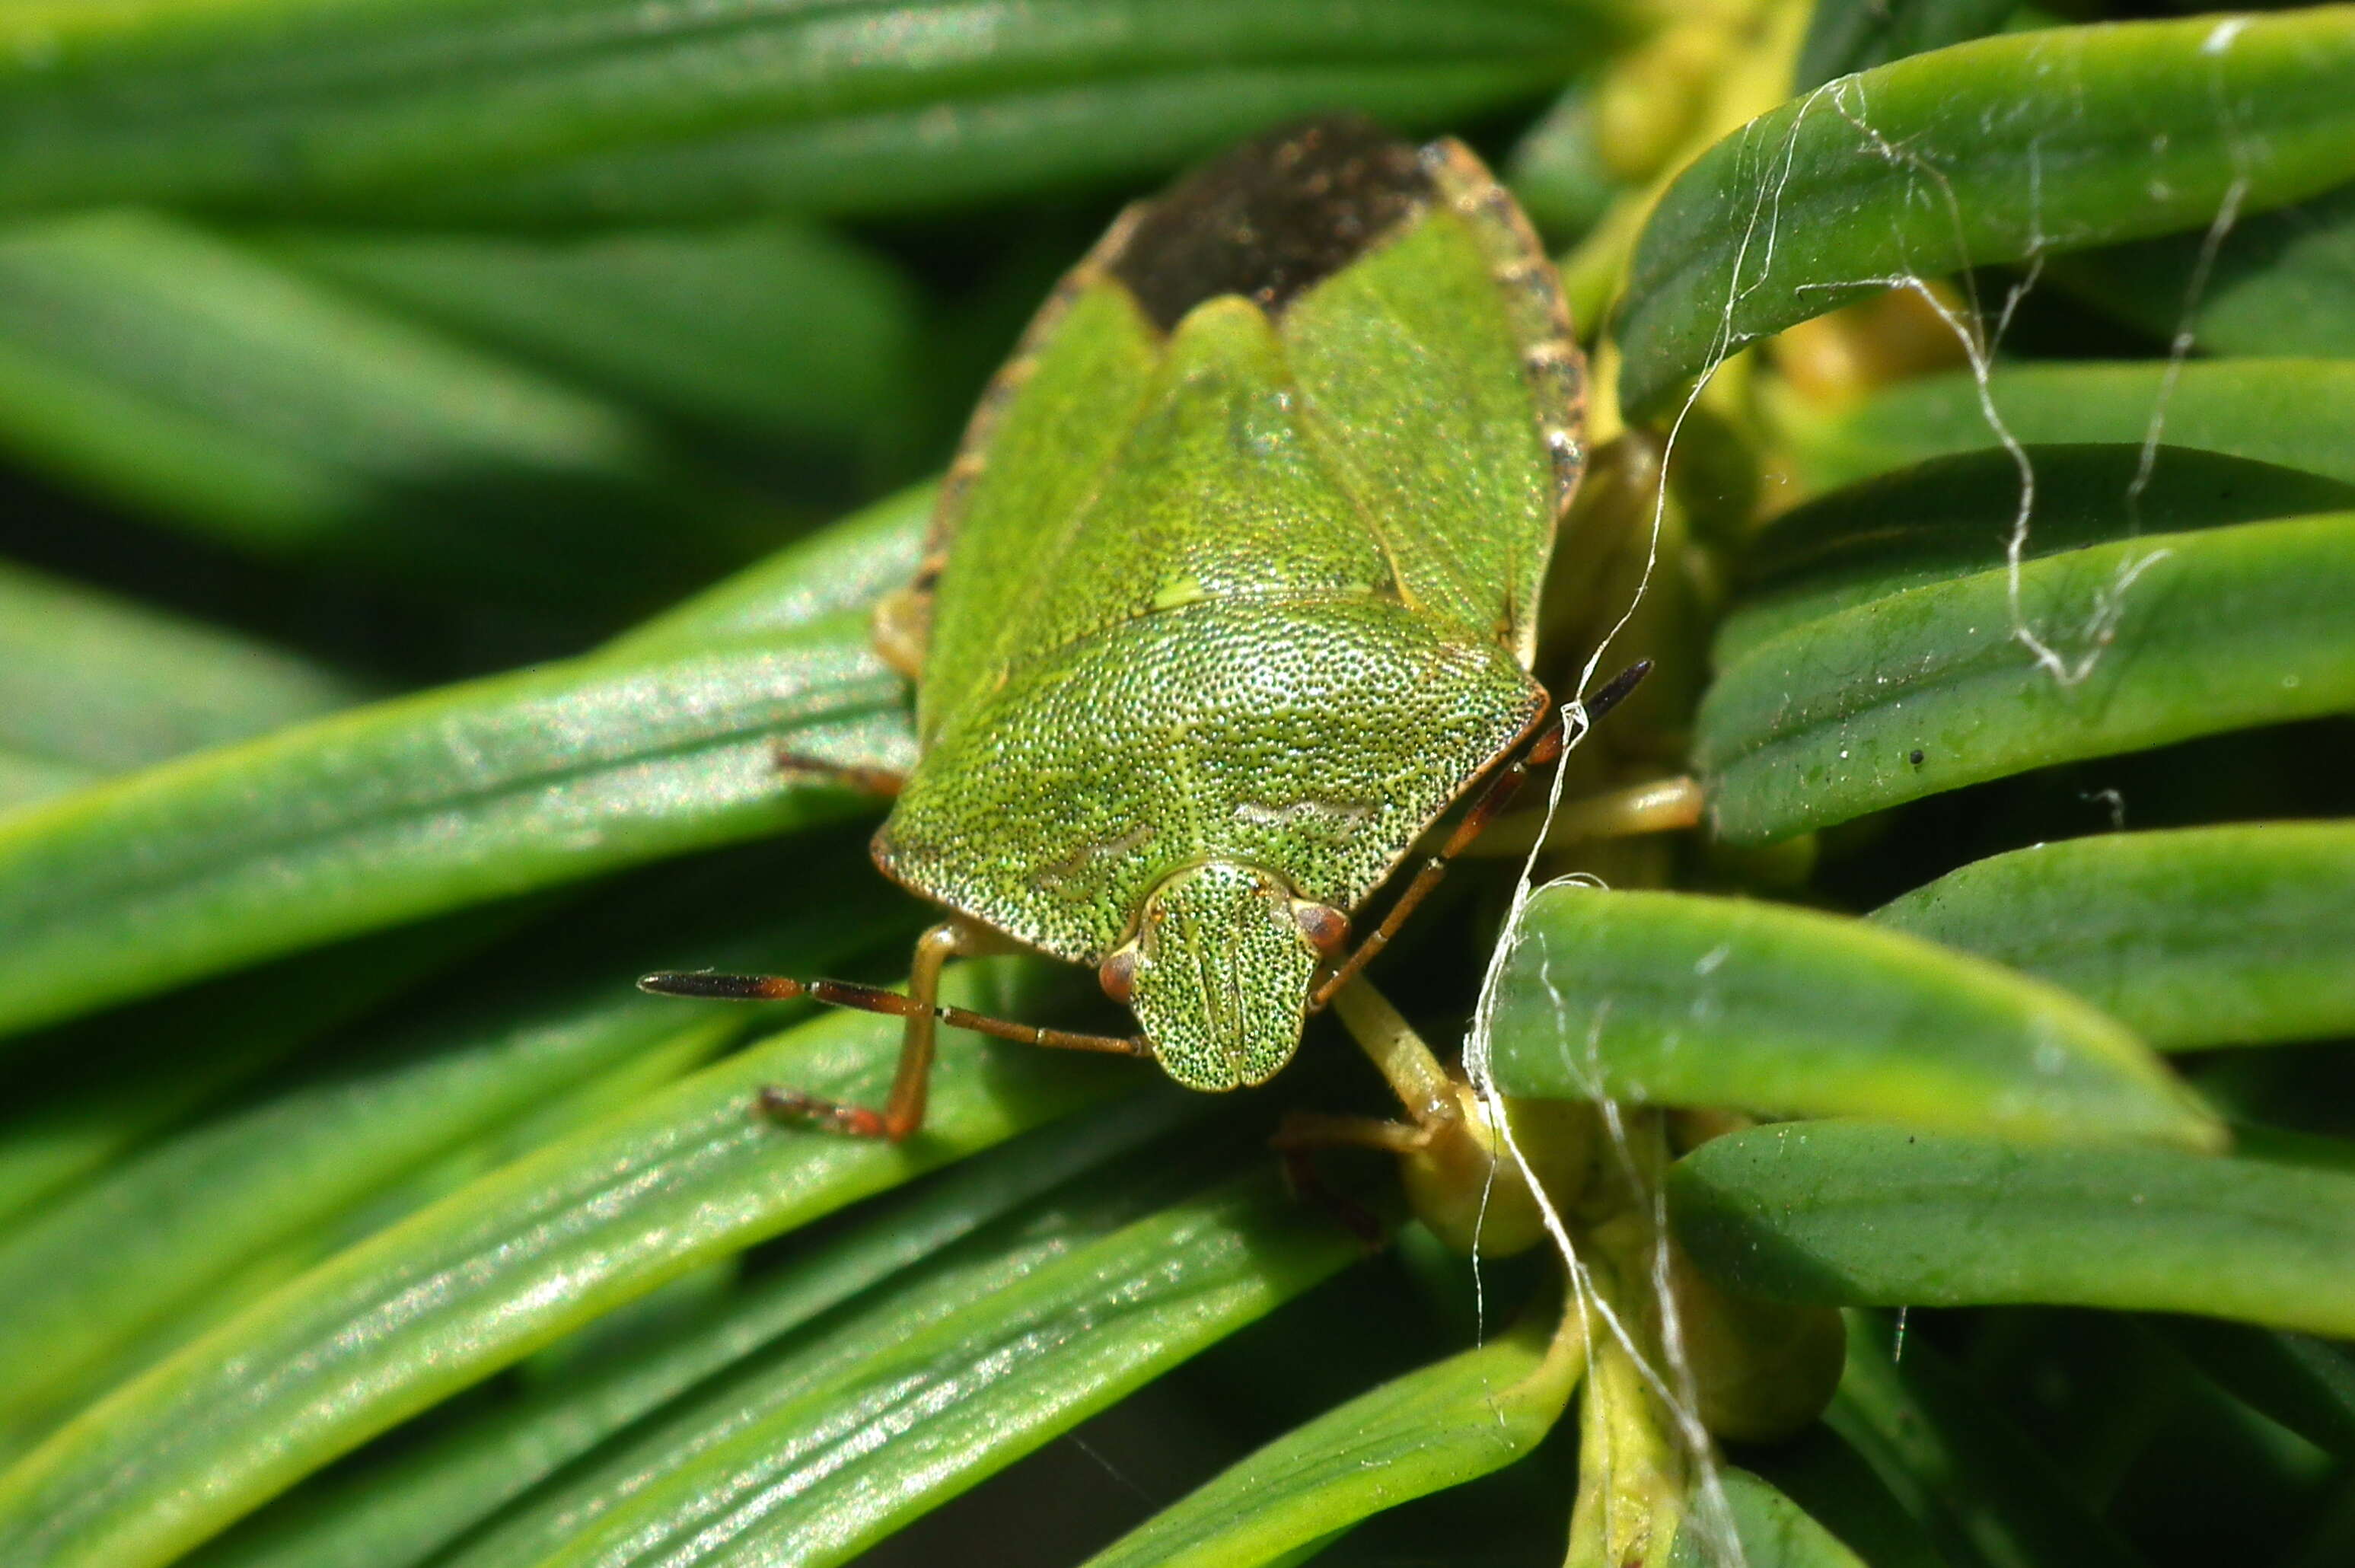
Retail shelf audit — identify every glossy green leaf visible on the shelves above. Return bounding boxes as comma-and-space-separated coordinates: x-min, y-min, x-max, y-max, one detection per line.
0, 211, 769, 610
0, 906, 534, 1228
0, 2, 1595, 223
1715, 445, 2355, 668
1812, 359, 2355, 490
1828, 1315, 2150, 1568
1669, 1469, 1867, 1568
0, 959, 1136, 1568
1487, 884, 2216, 1147
1617, 8, 2355, 416
430, 1112, 1236, 1568
614, 481, 932, 659
0, 609, 905, 1039
406, 61, 1586, 228
2049, 179, 2355, 358
0, 588, 916, 1041
0, 558, 366, 790
1084, 1305, 1580, 1568
451, 1174, 1355, 1568
1872, 824, 2355, 1050
0, 840, 911, 1444
189, 1095, 1200, 1568
1699, 512, 2355, 843
266, 221, 923, 461
1792, 0, 2014, 94
1670, 1122, 2355, 1337
1, 1018, 731, 1473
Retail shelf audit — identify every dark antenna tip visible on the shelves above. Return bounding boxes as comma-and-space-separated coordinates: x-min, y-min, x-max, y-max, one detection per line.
639, 971, 805, 1002
1579, 659, 1653, 725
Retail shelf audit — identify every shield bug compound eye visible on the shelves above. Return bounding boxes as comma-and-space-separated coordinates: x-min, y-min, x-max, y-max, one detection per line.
643, 114, 1604, 1143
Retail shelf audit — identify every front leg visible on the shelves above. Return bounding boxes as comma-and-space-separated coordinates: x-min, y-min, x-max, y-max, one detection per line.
869, 582, 933, 680
756, 918, 987, 1140
1279, 979, 1594, 1257
639, 919, 1148, 1143
773, 744, 908, 798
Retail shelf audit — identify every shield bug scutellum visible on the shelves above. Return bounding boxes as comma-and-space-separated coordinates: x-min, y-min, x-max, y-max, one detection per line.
642, 116, 1699, 1250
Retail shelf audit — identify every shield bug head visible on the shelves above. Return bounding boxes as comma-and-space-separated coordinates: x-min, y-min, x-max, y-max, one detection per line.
1106, 862, 1340, 1091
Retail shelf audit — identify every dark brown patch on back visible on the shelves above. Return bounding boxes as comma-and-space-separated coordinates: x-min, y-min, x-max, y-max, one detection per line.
1108, 116, 1433, 333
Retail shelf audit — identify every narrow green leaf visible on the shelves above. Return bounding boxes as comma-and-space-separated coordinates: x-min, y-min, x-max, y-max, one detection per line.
0, 211, 767, 610
2162, 1319, 2355, 1460
1812, 359, 2355, 491
0, 472, 922, 1038
1715, 445, 2355, 668
1487, 885, 2217, 1147
0, 475, 918, 1134
1084, 1305, 1580, 1568
394, 61, 1584, 227
189, 1097, 1200, 1568
0, 840, 909, 1442
432, 1112, 1238, 1568
0, 607, 908, 1040
1617, 8, 2355, 416
0, 2, 1597, 221
0, 907, 531, 1225
1872, 824, 2355, 1050
0, 557, 367, 786
1669, 1122, 2355, 1337
1955, 1311, 2191, 1506
0, 1019, 728, 1471
1698, 512, 2355, 843
0, 959, 1136, 1568
499, 1172, 1358, 1568
0, 752, 95, 817
266, 221, 923, 459
2048, 179, 2355, 358
1670, 1469, 1867, 1568
1792, 0, 2014, 93
1828, 1315, 2151, 1568
1736, 1425, 1949, 1568
613, 481, 932, 659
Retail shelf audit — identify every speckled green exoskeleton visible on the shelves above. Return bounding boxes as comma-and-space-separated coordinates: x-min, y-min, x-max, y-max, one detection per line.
645, 116, 1595, 1142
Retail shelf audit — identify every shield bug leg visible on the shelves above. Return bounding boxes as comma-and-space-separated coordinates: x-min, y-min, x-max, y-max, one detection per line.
1272, 1110, 1429, 1155
757, 917, 977, 1140
1274, 1139, 1391, 1248
1547, 773, 1703, 837
869, 583, 934, 680
1280, 979, 1591, 1256
1467, 773, 1706, 859
1308, 661, 1655, 1011
1269, 1101, 1433, 1246
770, 744, 907, 798
639, 919, 1146, 1143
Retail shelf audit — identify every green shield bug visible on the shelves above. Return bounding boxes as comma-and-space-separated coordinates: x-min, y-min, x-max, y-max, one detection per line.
645, 116, 1673, 1149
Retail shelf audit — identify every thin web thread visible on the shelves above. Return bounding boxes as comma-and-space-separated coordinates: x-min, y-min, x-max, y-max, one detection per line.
1456, 94, 1817, 1567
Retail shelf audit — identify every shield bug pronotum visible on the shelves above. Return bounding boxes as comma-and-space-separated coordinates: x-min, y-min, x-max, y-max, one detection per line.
643, 117, 1698, 1195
